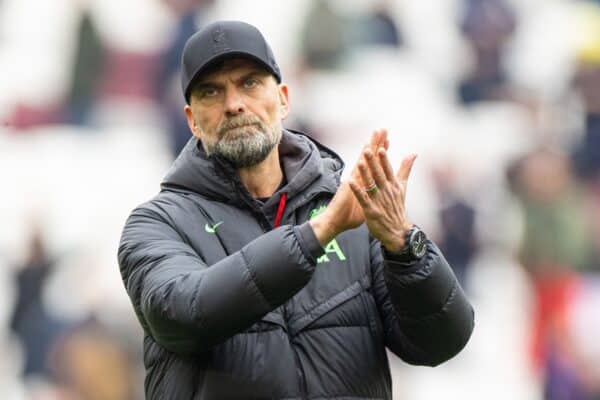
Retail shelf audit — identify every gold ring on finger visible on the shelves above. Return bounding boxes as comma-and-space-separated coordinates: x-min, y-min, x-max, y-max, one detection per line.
365, 184, 378, 195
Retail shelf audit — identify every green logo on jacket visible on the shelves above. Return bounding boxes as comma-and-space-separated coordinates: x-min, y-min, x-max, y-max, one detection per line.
309, 206, 347, 264
205, 221, 223, 233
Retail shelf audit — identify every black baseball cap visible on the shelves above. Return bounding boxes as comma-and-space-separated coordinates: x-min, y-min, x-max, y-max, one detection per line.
181, 20, 282, 103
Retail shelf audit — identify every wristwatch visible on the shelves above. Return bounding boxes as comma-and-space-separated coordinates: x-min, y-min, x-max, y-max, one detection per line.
383, 225, 428, 263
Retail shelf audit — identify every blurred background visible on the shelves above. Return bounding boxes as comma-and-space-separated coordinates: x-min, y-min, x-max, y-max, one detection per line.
1, 0, 600, 398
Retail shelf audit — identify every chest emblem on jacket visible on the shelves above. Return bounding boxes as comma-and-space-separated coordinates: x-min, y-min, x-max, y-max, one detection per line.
205, 221, 223, 233
309, 206, 347, 264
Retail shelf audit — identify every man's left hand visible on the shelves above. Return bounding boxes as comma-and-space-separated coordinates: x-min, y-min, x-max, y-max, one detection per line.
348, 131, 417, 253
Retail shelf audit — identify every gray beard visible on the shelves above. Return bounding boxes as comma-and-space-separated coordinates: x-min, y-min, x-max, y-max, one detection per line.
203, 116, 282, 169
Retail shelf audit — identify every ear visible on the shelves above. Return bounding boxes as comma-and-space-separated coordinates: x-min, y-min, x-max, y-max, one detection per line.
278, 84, 290, 120
184, 104, 201, 139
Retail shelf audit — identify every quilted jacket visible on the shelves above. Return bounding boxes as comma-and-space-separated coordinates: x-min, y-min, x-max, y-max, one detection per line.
118, 130, 474, 399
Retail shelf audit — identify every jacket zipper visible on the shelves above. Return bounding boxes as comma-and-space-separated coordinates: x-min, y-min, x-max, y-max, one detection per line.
259, 205, 308, 398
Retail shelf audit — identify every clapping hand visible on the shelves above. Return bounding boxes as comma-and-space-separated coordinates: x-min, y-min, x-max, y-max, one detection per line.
348, 129, 416, 252
309, 129, 415, 249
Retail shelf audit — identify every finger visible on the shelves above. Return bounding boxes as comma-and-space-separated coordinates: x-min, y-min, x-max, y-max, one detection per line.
351, 145, 370, 184
358, 160, 375, 189
349, 180, 371, 210
370, 129, 388, 152
377, 129, 388, 150
396, 153, 417, 187
364, 148, 387, 188
378, 147, 395, 182
369, 130, 382, 151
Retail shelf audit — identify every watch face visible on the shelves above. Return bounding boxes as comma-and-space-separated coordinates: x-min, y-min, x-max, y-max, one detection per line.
410, 230, 427, 259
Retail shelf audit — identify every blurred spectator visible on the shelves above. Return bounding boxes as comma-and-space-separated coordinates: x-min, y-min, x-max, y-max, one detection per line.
511, 149, 592, 275
157, 0, 216, 157
353, 0, 403, 48
571, 8, 600, 183
571, 107, 600, 183
48, 316, 139, 400
300, 0, 347, 70
65, 8, 105, 126
6, 6, 105, 130
458, 0, 517, 104
9, 226, 68, 377
432, 163, 479, 287
508, 148, 594, 399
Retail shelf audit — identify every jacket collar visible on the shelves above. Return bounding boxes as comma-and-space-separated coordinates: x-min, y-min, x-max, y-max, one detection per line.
161, 129, 343, 216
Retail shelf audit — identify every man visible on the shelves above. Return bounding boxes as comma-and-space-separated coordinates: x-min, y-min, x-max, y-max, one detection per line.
118, 20, 474, 399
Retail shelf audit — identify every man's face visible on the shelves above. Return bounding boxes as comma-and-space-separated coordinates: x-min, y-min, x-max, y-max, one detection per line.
184, 58, 289, 168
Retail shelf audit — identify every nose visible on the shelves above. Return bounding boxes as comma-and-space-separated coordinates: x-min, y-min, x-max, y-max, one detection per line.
223, 87, 245, 116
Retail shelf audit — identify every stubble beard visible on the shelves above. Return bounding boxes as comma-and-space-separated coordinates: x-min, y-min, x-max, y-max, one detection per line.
201, 115, 282, 169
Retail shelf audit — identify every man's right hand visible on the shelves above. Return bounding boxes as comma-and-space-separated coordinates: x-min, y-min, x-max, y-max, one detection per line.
309, 129, 389, 246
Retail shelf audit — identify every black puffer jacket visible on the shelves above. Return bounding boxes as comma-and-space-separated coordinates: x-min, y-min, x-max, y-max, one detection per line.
118, 130, 474, 399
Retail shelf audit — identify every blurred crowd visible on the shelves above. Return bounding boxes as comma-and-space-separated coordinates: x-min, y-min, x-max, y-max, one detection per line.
1, 0, 600, 399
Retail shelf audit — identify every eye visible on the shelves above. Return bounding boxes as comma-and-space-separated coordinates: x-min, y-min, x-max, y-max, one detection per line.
243, 78, 259, 89
199, 87, 219, 98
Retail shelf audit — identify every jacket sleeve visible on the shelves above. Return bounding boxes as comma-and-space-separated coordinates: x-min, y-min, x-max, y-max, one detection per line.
117, 205, 322, 355
370, 237, 474, 366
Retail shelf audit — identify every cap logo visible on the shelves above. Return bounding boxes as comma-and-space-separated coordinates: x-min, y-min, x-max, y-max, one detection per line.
212, 26, 229, 53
